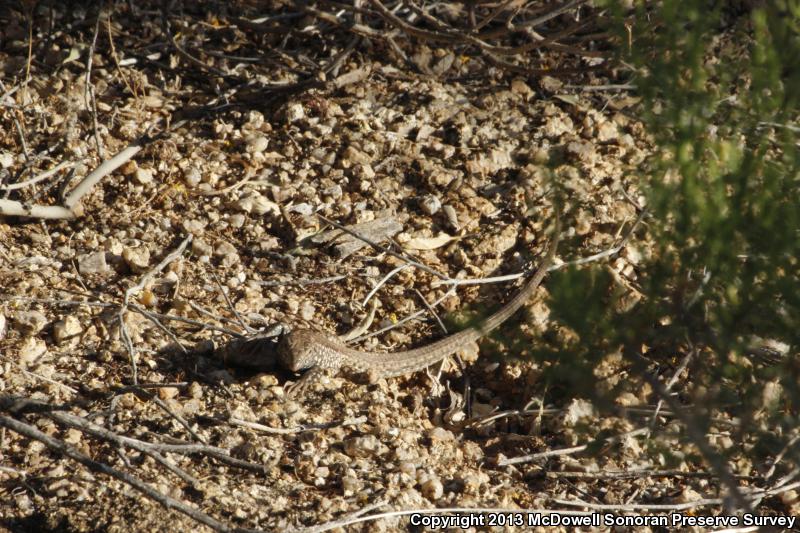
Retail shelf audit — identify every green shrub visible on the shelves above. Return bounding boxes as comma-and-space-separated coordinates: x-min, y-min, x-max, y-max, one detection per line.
547, 0, 799, 467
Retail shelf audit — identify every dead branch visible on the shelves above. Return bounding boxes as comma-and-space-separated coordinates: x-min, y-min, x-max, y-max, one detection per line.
0, 414, 240, 533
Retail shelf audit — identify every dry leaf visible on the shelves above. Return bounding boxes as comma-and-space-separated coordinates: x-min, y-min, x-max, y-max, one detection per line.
403, 233, 456, 250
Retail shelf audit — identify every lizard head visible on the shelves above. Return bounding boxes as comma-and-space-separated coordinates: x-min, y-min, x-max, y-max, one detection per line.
278, 328, 319, 372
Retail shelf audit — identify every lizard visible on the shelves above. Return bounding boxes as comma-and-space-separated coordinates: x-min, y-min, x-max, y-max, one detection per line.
277, 213, 561, 393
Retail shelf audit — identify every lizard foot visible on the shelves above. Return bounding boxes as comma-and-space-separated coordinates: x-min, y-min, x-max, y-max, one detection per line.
285, 366, 324, 399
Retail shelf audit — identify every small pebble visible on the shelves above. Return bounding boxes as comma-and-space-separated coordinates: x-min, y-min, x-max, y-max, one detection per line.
53, 316, 82, 344
182, 219, 207, 235
64, 429, 82, 445
442, 204, 460, 230
134, 167, 154, 185
229, 213, 245, 228
428, 427, 454, 442
419, 194, 442, 215
122, 246, 150, 273
246, 135, 269, 154
323, 184, 343, 199
184, 167, 201, 187
78, 251, 110, 275
285, 102, 305, 122
597, 121, 619, 142
19, 337, 47, 365
214, 241, 238, 257
344, 435, 382, 458
192, 238, 212, 256
158, 387, 180, 400
14, 311, 48, 335
0, 152, 14, 168
399, 462, 417, 476
420, 477, 443, 500
300, 301, 315, 321
288, 202, 313, 216
187, 381, 203, 399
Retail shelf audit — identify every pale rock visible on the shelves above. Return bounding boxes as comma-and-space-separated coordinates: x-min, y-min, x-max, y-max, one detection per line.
64, 428, 82, 444
234, 192, 279, 216
322, 184, 343, 199
192, 238, 212, 256
122, 246, 150, 273
341, 476, 361, 495
0, 152, 14, 168
214, 240, 238, 257
14, 493, 32, 513
19, 337, 47, 365
539, 75, 563, 92
134, 167, 154, 185
246, 135, 269, 154
619, 133, 636, 148
300, 301, 315, 321
229, 213, 245, 228
181, 398, 202, 416
53, 315, 82, 344
622, 244, 643, 265
716, 434, 734, 450
566, 140, 595, 161
780, 490, 798, 508
442, 204, 459, 230
161, 271, 179, 285
78, 251, 110, 275
158, 387, 180, 400
183, 167, 201, 187
511, 78, 535, 100
103, 238, 124, 255
563, 398, 596, 426
761, 380, 783, 409
142, 95, 163, 108
342, 145, 371, 166
677, 487, 703, 505
354, 163, 375, 180
416, 124, 435, 141
182, 218, 207, 235
427, 427, 454, 442
14, 311, 48, 335
344, 435, 382, 458
188, 381, 203, 399
420, 476, 443, 500
419, 194, 442, 215
615, 392, 639, 407
399, 462, 417, 476
597, 121, 619, 142
288, 202, 313, 216
543, 114, 574, 138
285, 102, 304, 122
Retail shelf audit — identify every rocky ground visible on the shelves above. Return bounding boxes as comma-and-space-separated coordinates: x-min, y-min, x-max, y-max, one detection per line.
1, 1, 795, 532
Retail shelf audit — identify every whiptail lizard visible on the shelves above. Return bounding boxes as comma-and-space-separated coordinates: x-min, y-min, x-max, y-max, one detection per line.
277, 214, 560, 392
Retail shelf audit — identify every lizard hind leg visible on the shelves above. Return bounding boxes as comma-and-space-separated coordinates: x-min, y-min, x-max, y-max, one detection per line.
285, 366, 325, 398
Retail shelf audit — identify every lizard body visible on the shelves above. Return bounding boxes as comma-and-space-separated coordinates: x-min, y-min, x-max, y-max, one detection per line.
278, 217, 560, 386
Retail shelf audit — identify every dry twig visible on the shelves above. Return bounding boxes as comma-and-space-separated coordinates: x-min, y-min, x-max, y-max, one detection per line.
0, 414, 238, 533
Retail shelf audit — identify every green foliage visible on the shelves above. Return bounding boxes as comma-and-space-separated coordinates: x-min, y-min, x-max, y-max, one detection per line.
547, 0, 799, 438
630, 0, 799, 390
